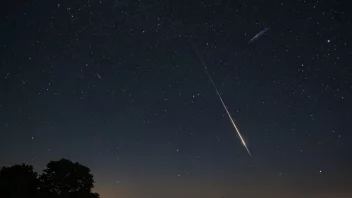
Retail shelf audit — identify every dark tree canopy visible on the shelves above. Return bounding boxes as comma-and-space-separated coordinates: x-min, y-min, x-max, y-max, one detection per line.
0, 159, 99, 198
40, 158, 97, 198
0, 164, 39, 198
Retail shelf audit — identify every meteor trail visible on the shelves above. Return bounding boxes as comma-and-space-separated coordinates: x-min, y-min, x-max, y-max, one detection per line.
248, 28, 270, 44
97, 73, 102, 79
192, 42, 252, 158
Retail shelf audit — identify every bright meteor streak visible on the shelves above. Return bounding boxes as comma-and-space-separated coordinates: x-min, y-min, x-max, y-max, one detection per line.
192, 41, 252, 158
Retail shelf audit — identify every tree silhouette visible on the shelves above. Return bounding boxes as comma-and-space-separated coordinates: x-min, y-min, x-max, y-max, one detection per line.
0, 159, 99, 198
39, 158, 99, 198
0, 164, 39, 198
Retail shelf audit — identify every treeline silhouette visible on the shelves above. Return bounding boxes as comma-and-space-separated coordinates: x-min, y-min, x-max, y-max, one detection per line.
0, 158, 100, 198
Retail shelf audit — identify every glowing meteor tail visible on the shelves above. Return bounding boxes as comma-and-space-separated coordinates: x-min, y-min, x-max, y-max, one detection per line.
205, 70, 252, 158
191, 41, 252, 158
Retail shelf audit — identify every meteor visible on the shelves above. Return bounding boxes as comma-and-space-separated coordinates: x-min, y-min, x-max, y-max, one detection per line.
248, 28, 270, 44
192, 42, 252, 158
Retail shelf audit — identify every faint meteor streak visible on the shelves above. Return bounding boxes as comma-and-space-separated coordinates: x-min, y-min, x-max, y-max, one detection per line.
248, 28, 270, 44
192, 42, 252, 158
97, 73, 102, 79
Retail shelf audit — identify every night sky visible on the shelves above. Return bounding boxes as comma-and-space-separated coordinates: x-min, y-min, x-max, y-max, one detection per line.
1, 0, 352, 198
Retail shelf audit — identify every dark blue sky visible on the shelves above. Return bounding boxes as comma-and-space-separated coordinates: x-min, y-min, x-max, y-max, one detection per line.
1, 0, 351, 197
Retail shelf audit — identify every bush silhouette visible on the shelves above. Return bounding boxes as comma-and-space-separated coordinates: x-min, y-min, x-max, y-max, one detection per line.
0, 164, 39, 198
